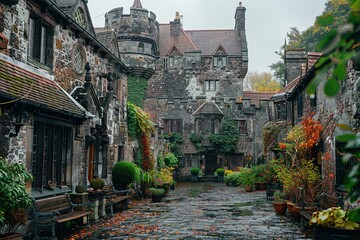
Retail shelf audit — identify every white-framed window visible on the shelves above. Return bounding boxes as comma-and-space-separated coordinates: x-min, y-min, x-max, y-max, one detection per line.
213, 56, 227, 67
205, 80, 218, 91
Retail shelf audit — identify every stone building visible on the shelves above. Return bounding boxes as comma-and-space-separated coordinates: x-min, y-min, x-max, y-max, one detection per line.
104, 0, 273, 177
0, 0, 130, 198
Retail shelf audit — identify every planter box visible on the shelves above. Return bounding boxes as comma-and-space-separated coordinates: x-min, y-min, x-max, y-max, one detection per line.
314, 225, 360, 240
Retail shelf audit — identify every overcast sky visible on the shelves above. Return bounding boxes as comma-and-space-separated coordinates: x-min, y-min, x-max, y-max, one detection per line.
87, 0, 328, 73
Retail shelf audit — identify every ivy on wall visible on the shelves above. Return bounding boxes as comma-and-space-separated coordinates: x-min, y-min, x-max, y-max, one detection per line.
127, 76, 148, 108
209, 117, 239, 154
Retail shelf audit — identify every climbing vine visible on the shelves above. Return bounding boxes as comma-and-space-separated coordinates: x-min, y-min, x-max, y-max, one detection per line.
209, 117, 239, 154
163, 132, 184, 161
127, 102, 155, 170
189, 133, 204, 151
262, 121, 288, 156
127, 76, 148, 108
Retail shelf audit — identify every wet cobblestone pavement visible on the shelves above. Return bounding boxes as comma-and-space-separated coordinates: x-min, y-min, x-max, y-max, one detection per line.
66, 182, 312, 240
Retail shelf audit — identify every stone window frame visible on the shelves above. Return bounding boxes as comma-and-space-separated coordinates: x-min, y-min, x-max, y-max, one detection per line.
205, 80, 219, 91
213, 56, 227, 67
238, 119, 247, 135
74, 7, 87, 29
168, 56, 174, 67
28, 14, 54, 70
163, 119, 183, 133
138, 42, 145, 53
72, 44, 87, 74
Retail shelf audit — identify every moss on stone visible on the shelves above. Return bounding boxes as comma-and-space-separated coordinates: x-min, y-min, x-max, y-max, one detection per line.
127, 75, 148, 108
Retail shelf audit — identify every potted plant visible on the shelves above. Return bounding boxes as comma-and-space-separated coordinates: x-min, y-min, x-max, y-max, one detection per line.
140, 171, 153, 198
252, 164, 268, 190
90, 178, 105, 191
215, 168, 225, 182
273, 190, 287, 215
190, 167, 200, 182
310, 207, 360, 239
0, 157, 33, 238
149, 187, 165, 202
237, 167, 255, 192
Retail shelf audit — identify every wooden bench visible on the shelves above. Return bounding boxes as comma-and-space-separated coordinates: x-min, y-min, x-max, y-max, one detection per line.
299, 193, 341, 227
102, 185, 132, 217
32, 194, 93, 239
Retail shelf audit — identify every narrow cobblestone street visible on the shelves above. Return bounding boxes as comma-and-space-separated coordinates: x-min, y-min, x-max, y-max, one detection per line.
66, 182, 312, 240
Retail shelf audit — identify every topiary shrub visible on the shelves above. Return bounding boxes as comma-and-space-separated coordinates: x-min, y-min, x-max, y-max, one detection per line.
112, 161, 136, 190
190, 167, 200, 176
90, 178, 105, 190
216, 168, 225, 176
75, 184, 85, 193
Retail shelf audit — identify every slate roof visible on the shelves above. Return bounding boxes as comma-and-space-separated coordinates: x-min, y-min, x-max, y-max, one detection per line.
0, 55, 85, 119
158, 24, 197, 56
186, 30, 242, 56
54, 0, 77, 14
242, 91, 275, 107
193, 101, 224, 116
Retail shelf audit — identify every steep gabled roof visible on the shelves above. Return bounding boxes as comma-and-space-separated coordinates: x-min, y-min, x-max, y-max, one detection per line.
186, 29, 242, 56
159, 24, 197, 56
193, 101, 224, 116
213, 44, 228, 56
95, 28, 120, 58
0, 54, 85, 119
166, 45, 182, 56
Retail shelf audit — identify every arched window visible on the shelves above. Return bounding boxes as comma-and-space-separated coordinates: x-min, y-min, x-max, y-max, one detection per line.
138, 42, 145, 53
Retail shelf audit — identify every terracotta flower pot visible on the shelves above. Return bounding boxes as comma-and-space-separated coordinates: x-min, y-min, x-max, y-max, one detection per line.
287, 201, 295, 213
273, 201, 287, 215
244, 185, 253, 192
291, 205, 302, 222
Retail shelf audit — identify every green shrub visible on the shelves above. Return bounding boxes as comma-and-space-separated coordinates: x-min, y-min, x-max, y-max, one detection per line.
112, 161, 136, 190
75, 184, 85, 193
90, 178, 105, 190
164, 152, 178, 168
133, 163, 141, 185
149, 187, 165, 197
252, 164, 267, 182
216, 168, 225, 176
237, 168, 256, 187
224, 172, 242, 186
190, 167, 200, 176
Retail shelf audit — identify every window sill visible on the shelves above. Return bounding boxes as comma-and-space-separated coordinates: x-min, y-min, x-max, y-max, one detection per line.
31, 186, 72, 199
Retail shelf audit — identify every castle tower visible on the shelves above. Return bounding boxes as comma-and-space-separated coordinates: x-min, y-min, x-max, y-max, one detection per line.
105, 0, 159, 78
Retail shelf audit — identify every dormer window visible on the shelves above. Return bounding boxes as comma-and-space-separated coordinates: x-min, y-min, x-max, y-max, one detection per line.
138, 42, 144, 53
74, 8, 87, 28
213, 56, 227, 67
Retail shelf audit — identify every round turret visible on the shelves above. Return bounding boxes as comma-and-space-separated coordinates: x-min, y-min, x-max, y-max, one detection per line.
105, 0, 159, 78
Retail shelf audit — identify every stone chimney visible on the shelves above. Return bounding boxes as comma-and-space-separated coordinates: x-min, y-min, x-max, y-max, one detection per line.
234, 2, 246, 36
285, 49, 308, 84
170, 12, 181, 37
